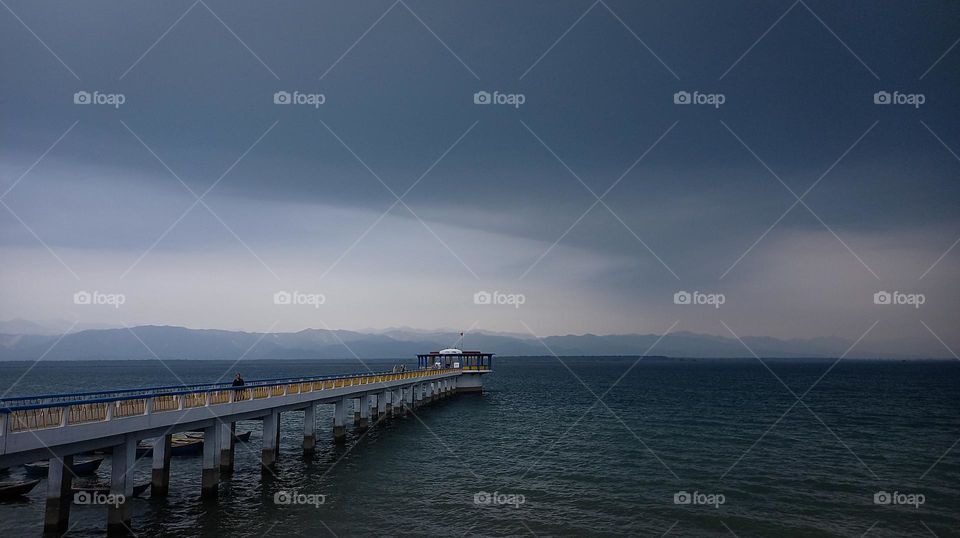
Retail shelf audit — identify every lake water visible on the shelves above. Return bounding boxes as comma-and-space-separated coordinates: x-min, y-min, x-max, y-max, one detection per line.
0, 357, 958, 536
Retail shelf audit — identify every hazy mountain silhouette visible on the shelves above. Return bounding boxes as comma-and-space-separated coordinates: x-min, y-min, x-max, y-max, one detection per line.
0, 325, 947, 361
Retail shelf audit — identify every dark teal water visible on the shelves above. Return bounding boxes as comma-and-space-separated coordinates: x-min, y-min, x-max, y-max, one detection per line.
1, 358, 958, 537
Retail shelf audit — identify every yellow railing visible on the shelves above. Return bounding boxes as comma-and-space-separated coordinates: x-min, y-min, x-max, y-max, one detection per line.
4, 368, 462, 433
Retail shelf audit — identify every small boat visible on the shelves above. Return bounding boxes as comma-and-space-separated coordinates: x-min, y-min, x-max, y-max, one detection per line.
24, 458, 104, 478
184, 431, 251, 443
136, 437, 203, 458
0, 479, 41, 500
72, 481, 150, 498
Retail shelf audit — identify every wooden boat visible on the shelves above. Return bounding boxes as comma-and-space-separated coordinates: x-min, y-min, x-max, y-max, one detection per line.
136, 437, 203, 458
24, 458, 103, 478
184, 431, 251, 443
0, 479, 41, 500
72, 481, 150, 497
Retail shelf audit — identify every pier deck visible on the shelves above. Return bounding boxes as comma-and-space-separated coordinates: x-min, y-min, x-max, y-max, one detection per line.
0, 365, 490, 534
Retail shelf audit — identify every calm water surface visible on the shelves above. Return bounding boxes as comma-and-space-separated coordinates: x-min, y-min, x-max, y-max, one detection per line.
0, 357, 958, 537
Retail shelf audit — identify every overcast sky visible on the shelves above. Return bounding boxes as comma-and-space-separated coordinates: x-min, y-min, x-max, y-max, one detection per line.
1, 0, 958, 352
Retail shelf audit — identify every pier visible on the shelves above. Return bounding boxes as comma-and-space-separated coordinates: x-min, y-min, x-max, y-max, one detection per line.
0, 352, 492, 535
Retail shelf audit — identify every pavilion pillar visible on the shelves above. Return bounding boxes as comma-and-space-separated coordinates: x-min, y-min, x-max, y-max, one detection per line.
261, 411, 279, 469
333, 398, 347, 443
303, 405, 316, 451
151, 434, 172, 497
42, 454, 73, 536
220, 422, 235, 474
107, 436, 136, 535
201, 423, 221, 498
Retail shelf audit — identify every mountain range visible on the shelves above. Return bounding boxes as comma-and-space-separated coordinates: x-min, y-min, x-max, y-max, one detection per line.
0, 321, 947, 361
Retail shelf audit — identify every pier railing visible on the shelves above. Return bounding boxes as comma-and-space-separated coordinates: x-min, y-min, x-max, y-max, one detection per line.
0, 368, 468, 435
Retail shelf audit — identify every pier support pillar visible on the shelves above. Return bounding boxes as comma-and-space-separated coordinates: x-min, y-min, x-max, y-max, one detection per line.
261, 412, 279, 469
151, 434, 172, 497
405, 385, 414, 412
201, 424, 221, 498
107, 436, 136, 534
42, 454, 73, 535
393, 388, 403, 416
415, 384, 423, 408
353, 398, 362, 424
303, 405, 316, 451
378, 391, 388, 419
369, 394, 379, 421
220, 422, 235, 474
333, 398, 347, 443
275, 411, 282, 457
358, 395, 370, 430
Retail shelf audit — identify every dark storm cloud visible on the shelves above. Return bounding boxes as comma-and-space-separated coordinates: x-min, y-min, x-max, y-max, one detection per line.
1, 0, 959, 346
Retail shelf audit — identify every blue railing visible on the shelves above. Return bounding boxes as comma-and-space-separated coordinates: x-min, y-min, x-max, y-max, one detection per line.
0, 368, 437, 413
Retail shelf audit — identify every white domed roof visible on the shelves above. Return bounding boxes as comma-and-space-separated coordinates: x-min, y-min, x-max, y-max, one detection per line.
438, 348, 462, 354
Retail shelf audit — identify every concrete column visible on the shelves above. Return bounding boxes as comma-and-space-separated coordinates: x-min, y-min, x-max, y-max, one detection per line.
220, 422, 235, 474
358, 394, 370, 430
333, 398, 347, 443
415, 384, 424, 408
43, 454, 73, 535
353, 398, 362, 424
151, 434, 172, 497
378, 391, 388, 418
369, 394, 379, 420
393, 388, 403, 415
262, 412, 279, 468
303, 405, 316, 451
405, 385, 414, 411
201, 424, 221, 498
107, 436, 136, 534
275, 411, 282, 457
